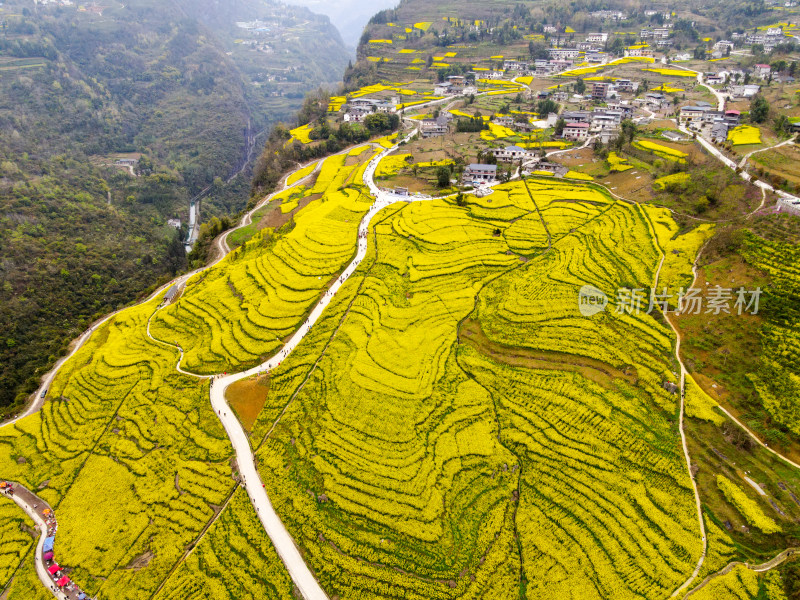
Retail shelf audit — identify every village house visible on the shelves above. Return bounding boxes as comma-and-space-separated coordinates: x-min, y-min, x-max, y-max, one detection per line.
503, 60, 528, 72
343, 107, 371, 122
447, 75, 467, 90
463, 164, 497, 183
590, 9, 626, 20
605, 101, 634, 118
662, 131, 686, 142
513, 120, 539, 133
711, 120, 730, 142
374, 100, 396, 114
591, 82, 612, 100
591, 109, 623, 133
614, 79, 637, 93
420, 115, 450, 138
586, 32, 609, 43
491, 145, 536, 162
349, 98, 377, 109
561, 110, 591, 123
534, 161, 568, 177
754, 64, 772, 79
679, 105, 710, 126
714, 40, 735, 53
644, 92, 668, 109
552, 90, 569, 102
728, 84, 761, 99
625, 47, 654, 58
434, 82, 453, 95
549, 48, 581, 60
562, 122, 590, 140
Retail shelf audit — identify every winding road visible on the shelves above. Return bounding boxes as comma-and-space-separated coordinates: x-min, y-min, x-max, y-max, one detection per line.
145, 130, 426, 600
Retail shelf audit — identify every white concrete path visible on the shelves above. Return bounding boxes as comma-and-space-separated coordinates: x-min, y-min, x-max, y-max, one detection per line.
6, 491, 68, 600
160, 132, 420, 600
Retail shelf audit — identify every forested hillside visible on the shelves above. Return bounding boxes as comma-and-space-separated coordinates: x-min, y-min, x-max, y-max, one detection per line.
0, 0, 349, 415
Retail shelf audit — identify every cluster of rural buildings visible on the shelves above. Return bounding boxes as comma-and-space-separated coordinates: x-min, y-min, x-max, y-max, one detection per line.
343, 97, 401, 123
678, 102, 742, 140
461, 156, 568, 185
732, 26, 788, 53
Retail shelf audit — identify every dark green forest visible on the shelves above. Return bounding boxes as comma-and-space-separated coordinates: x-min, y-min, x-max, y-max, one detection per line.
0, 0, 349, 414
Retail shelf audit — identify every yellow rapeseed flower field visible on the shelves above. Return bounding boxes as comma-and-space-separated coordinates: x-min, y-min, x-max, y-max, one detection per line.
151, 150, 379, 374
717, 475, 782, 534
245, 179, 705, 599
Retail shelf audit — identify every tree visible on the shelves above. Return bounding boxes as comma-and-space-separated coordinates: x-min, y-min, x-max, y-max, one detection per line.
750, 94, 769, 123
774, 114, 792, 137
620, 119, 636, 144
536, 99, 559, 115
554, 118, 566, 136
607, 36, 625, 56
436, 166, 451, 188
575, 78, 586, 94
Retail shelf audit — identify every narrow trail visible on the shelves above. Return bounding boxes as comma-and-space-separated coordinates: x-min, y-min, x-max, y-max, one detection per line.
644, 211, 707, 598
684, 547, 800, 598
655, 71, 800, 478
663, 254, 708, 598
737, 138, 795, 170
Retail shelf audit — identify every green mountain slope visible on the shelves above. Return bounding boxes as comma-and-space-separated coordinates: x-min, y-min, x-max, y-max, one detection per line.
0, 0, 349, 415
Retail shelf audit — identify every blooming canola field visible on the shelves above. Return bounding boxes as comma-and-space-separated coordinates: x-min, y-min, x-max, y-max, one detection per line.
2, 154, 786, 599
151, 150, 380, 375
0, 297, 238, 599
247, 179, 706, 599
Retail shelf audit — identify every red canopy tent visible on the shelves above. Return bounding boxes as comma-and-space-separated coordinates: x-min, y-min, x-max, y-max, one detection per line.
56, 576, 70, 587
47, 564, 60, 575
43, 551, 54, 561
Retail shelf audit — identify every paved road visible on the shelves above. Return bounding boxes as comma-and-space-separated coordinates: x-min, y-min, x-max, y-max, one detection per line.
2, 484, 84, 600
149, 133, 420, 600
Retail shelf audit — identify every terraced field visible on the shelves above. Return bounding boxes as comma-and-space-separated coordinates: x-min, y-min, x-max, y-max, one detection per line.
252, 196, 525, 599
3, 136, 795, 598
0, 296, 263, 599
0, 495, 34, 587
740, 233, 800, 435
246, 178, 705, 598
154, 488, 294, 600
464, 202, 703, 599
150, 150, 380, 375
689, 564, 788, 599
